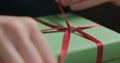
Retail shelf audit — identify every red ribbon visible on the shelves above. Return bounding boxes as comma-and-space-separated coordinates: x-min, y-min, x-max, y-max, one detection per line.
34, 2, 103, 63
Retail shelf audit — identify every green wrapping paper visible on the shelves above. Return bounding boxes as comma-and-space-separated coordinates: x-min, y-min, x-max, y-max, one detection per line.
37, 13, 120, 63
103, 59, 120, 63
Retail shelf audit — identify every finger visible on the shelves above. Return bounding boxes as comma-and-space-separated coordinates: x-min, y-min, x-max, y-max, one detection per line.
61, 0, 80, 6
112, 0, 120, 6
2, 21, 44, 63
24, 20, 58, 63
0, 27, 25, 63
14, 17, 57, 63
0, 61, 3, 63
70, 0, 110, 11
0, 56, 3, 63
31, 27, 58, 63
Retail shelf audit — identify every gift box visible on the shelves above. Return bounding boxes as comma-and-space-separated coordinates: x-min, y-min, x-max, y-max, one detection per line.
37, 13, 120, 63
104, 59, 120, 63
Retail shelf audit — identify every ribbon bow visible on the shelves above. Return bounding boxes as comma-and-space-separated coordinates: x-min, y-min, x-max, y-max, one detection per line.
34, 2, 103, 63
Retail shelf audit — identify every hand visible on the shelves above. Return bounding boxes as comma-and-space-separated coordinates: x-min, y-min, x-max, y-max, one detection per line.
112, 0, 120, 6
57, 0, 113, 11
0, 16, 58, 63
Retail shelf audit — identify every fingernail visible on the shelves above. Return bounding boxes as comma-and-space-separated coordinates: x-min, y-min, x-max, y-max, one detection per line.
70, 4, 79, 11
72, 4, 79, 8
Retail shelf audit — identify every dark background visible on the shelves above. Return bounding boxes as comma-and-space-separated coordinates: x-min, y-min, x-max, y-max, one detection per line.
0, 0, 120, 33
76, 3, 120, 33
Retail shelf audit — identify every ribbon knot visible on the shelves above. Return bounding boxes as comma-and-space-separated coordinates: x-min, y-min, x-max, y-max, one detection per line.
34, 2, 103, 63
64, 27, 76, 30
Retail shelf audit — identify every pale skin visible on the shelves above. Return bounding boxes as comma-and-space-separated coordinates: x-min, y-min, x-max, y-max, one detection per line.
0, 16, 58, 63
0, 0, 120, 63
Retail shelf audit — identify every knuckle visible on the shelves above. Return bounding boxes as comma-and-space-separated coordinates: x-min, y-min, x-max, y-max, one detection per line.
9, 20, 21, 27
48, 58, 58, 63
23, 17, 35, 22
22, 17, 37, 26
1, 20, 24, 29
23, 17, 34, 21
